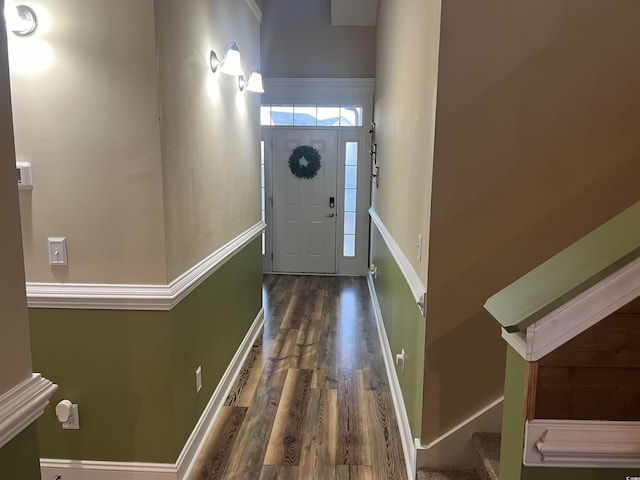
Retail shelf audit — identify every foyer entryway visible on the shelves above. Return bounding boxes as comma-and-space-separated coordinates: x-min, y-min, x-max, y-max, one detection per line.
272, 129, 338, 274
189, 275, 408, 480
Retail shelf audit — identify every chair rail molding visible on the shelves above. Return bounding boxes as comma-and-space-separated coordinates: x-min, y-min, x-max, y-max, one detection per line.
0, 373, 57, 449
26, 221, 266, 310
369, 208, 426, 305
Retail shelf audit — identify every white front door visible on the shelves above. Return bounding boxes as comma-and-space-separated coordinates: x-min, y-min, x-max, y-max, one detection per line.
272, 129, 338, 273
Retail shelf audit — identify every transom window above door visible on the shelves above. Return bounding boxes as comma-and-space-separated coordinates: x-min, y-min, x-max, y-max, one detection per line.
261, 104, 363, 127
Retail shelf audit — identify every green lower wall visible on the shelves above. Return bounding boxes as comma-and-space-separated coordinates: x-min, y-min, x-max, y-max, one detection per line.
501, 345, 640, 480
30, 238, 263, 463
370, 223, 425, 437
0, 423, 41, 478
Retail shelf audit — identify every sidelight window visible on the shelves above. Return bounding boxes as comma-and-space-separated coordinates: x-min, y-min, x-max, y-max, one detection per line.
343, 142, 358, 257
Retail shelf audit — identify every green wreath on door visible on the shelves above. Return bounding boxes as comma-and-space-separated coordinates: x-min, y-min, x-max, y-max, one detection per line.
288, 145, 322, 180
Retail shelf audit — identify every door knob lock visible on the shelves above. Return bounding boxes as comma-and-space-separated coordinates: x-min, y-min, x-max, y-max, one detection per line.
327, 212, 335, 217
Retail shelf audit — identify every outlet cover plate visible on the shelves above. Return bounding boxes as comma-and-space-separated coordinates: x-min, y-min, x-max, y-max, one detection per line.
195, 366, 202, 393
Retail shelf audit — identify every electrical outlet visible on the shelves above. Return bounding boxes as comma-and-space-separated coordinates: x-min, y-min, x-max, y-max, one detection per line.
417, 234, 423, 262
369, 264, 378, 279
395, 348, 406, 374
195, 366, 202, 393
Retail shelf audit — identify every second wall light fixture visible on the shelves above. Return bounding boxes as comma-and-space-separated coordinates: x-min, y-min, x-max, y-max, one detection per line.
4, 1, 38, 37
210, 42, 264, 93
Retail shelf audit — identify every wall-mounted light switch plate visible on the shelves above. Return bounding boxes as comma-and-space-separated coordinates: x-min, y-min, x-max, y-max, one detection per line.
48, 237, 68, 265
16, 162, 33, 190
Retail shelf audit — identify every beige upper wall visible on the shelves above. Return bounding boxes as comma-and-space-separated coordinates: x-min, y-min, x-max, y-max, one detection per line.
261, 0, 376, 78
371, 0, 441, 287
0, 9, 33, 393
10, 0, 167, 284
423, 0, 640, 442
155, 0, 261, 281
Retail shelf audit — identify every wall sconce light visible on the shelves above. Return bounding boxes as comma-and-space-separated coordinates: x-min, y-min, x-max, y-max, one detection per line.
4, 2, 38, 37
238, 68, 264, 93
210, 42, 243, 76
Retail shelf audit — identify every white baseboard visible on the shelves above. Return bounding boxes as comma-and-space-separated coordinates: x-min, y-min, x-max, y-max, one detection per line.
40, 459, 177, 480
367, 273, 416, 480
175, 307, 264, 479
416, 396, 503, 469
41, 308, 265, 480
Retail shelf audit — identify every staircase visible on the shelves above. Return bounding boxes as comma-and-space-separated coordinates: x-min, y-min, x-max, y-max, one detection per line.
416, 433, 501, 480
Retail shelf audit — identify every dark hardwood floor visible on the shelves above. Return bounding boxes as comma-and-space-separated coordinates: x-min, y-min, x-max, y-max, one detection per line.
190, 275, 408, 480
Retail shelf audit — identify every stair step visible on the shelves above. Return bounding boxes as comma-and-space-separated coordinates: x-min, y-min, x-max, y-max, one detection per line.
416, 468, 480, 480
472, 432, 501, 480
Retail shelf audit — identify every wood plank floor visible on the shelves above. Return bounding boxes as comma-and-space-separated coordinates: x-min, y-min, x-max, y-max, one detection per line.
190, 274, 408, 480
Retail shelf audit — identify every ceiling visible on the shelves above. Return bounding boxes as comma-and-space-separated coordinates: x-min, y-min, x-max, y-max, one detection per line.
331, 0, 378, 26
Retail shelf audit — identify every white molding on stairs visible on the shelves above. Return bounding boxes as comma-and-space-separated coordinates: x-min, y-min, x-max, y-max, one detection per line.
416, 396, 504, 469
523, 253, 640, 361
525, 419, 640, 468
40, 308, 265, 480
367, 272, 416, 480
0, 373, 57, 449
26, 221, 266, 311
369, 208, 426, 304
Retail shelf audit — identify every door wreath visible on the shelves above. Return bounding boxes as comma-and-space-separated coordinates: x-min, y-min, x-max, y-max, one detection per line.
288, 145, 322, 180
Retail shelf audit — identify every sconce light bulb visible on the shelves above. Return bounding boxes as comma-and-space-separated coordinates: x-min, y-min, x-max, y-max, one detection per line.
219, 42, 243, 76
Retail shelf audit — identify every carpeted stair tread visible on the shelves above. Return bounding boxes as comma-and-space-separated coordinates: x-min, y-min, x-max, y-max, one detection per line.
416, 468, 480, 480
472, 432, 501, 480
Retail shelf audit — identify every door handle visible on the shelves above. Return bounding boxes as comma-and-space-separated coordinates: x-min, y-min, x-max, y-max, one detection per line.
327, 212, 335, 217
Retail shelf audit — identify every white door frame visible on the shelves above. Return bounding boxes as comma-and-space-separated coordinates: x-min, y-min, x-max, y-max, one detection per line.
261, 78, 375, 275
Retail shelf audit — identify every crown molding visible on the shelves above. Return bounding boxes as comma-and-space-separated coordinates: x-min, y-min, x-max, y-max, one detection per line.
245, 0, 262, 23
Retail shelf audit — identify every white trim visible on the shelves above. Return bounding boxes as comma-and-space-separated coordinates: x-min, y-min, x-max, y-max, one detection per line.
369, 208, 426, 304
175, 308, 264, 480
0, 373, 57, 449
40, 309, 265, 480
245, 0, 262, 22
40, 459, 177, 480
416, 397, 504, 469
26, 222, 266, 310
367, 272, 416, 480
524, 419, 640, 468
525, 254, 640, 361
501, 328, 527, 359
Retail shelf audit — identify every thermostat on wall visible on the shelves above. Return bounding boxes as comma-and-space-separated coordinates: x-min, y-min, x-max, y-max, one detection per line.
16, 162, 33, 190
